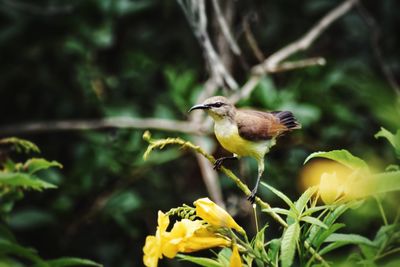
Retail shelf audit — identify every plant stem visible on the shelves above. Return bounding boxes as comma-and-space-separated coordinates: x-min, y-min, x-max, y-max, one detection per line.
374, 196, 388, 225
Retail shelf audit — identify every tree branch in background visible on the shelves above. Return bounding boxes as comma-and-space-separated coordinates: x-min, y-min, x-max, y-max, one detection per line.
230, 0, 358, 103
177, 0, 238, 90
0, 117, 209, 136
242, 14, 265, 63
211, 0, 241, 56
255, 0, 358, 73
356, 2, 400, 96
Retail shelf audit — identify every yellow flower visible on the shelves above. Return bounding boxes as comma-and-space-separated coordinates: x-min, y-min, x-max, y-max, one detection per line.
194, 198, 245, 235
163, 219, 231, 257
319, 172, 345, 204
229, 244, 242, 267
143, 211, 170, 267
179, 226, 231, 253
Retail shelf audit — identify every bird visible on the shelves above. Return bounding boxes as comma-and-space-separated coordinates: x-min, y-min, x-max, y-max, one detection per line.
189, 96, 301, 203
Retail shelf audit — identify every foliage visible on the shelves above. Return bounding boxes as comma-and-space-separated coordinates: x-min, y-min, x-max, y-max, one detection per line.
142, 129, 400, 266
0, 137, 101, 267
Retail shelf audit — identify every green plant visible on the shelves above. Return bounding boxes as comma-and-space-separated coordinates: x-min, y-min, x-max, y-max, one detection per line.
142, 127, 400, 266
0, 137, 102, 267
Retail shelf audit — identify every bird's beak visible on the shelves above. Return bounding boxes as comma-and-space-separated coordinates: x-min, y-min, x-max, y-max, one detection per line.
188, 104, 210, 112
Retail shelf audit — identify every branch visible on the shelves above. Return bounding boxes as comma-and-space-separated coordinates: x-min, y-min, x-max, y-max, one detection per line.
255, 0, 359, 72
231, 0, 358, 103
356, 2, 400, 96
211, 0, 241, 56
177, 0, 238, 90
0, 117, 210, 136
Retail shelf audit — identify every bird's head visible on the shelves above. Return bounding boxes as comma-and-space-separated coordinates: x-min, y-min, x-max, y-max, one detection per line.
189, 96, 235, 121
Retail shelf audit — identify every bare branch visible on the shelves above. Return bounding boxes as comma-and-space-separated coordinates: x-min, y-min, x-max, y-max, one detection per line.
0, 117, 210, 136
357, 2, 400, 96
242, 15, 265, 63
258, 57, 326, 74
211, 0, 241, 56
177, 0, 238, 90
194, 136, 224, 207
231, 0, 358, 103
256, 0, 358, 72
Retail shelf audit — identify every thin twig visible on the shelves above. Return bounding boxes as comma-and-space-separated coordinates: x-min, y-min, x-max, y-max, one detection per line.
242, 15, 265, 63
177, 0, 238, 90
356, 2, 400, 96
257, 0, 358, 72
256, 57, 326, 74
0, 117, 209, 136
211, 0, 241, 56
230, 0, 358, 103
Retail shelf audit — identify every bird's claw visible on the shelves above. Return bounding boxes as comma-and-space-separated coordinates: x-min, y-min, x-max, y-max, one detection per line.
213, 158, 224, 170
247, 188, 257, 204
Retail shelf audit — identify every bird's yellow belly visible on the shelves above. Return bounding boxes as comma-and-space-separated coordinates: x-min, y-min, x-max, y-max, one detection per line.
214, 121, 269, 160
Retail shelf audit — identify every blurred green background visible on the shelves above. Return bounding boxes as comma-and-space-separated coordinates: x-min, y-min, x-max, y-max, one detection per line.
0, 0, 399, 266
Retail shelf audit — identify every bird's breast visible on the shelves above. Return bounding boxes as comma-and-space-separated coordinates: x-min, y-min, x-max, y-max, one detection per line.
214, 119, 271, 160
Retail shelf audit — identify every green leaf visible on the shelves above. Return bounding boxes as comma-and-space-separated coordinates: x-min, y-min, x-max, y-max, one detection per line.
375, 127, 400, 158
262, 207, 296, 217
355, 171, 400, 198
177, 254, 222, 267
23, 158, 62, 175
42, 257, 102, 267
295, 186, 318, 214
267, 239, 281, 265
261, 182, 297, 215
301, 216, 328, 229
304, 150, 368, 171
0, 172, 57, 191
0, 137, 40, 154
302, 205, 332, 217
324, 233, 376, 247
319, 233, 376, 256
310, 223, 346, 248
0, 239, 44, 264
280, 222, 300, 267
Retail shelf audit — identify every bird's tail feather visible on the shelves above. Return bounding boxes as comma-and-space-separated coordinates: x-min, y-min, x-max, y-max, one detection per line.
273, 111, 301, 130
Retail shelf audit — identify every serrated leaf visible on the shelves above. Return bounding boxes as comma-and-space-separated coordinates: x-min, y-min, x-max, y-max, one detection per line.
375, 127, 400, 158
302, 205, 331, 217
324, 233, 376, 247
295, 186, 318, 214
280, 222, 300, 267
0, 239, 44, 264
301, 216, 328, 229
304, 150, 368, 171
356, 171, 400, 198
262, 208, 295, 217
267, 239, 281, 264
23, 158, 62, 174
261, 182, 297, 215
0, 172, 57, 191
0, 137, 40, 154
177, 254, 222, 267
43, 257, 102, 267
311, 223, 346, 248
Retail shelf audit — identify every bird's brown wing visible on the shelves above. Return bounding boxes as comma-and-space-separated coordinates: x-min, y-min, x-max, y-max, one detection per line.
236, 109, 288, 141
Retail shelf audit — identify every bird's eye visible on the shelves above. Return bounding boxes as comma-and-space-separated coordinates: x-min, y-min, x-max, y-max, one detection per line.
213, 102, 224, 108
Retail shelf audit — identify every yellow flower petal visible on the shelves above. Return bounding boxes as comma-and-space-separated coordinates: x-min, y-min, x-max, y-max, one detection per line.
229, 245, 242, 267
162, 219, 203, 258
143, 236, 159, 267
194, 198, 245, 234
319, 172, 343, 204
143, 211, 170, 267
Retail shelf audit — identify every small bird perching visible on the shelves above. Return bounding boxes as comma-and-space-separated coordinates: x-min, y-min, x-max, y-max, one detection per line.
189, 96, 301, 202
